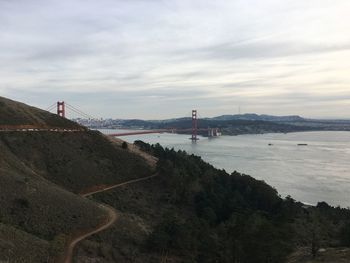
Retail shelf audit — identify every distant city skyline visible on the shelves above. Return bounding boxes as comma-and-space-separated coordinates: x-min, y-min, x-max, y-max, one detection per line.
1, 0, 350, 119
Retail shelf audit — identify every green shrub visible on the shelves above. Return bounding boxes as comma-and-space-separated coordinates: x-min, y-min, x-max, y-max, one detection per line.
122, 141, 128, 149
49, 233, 67, 257
340, 223, 350, 246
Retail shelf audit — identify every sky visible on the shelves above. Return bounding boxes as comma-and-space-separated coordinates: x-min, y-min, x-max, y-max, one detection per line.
1, 0, 350, 119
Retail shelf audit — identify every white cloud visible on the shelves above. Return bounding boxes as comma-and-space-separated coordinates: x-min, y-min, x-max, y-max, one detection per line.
1, 0, 350, 118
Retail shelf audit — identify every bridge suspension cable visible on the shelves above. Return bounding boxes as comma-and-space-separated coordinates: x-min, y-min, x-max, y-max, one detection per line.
45, 103, 57, 112
45, 101, 98, 120
65, 103, 97, 120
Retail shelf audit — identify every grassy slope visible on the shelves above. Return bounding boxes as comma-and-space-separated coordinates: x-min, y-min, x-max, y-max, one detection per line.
0, 96, 80, 128
0, 97, 154, 261
0, 131, 153, 193
287, 247, 350, 263
0, 144, 105, 262
0, 223, 50, 262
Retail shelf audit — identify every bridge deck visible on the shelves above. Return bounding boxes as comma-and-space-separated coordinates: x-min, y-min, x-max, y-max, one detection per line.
106, 128, 215, 137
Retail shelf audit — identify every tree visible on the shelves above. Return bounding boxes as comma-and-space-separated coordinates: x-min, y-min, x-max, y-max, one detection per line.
340, 223, 350, 246
121, 141, 128, 149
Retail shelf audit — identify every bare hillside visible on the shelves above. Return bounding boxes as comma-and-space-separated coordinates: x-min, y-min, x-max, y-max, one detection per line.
0, 96, 80, 128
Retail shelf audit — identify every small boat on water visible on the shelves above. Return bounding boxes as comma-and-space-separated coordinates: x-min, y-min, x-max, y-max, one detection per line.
268, 143, 273, 146
297, 143, 308, 146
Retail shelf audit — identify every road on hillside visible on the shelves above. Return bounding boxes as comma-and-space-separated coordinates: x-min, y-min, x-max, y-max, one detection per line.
61, 173, 158, 263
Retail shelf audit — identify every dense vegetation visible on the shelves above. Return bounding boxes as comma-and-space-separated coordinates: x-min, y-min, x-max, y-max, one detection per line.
140, 142, 297, 262
76, 141, 350, 263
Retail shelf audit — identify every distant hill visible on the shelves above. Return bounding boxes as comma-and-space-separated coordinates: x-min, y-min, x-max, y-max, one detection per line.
77, 112, 350, 135
210, 113, 305, 122
79, 115, 316, 136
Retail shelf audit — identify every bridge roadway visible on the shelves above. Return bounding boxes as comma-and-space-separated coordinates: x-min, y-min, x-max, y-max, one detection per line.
0, 125, 85, 132
0, 125, 219, 137
106, 129, 170, 137
106, 128, 217, 137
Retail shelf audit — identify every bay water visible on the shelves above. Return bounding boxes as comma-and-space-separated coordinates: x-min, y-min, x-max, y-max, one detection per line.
105, 130, 350, 207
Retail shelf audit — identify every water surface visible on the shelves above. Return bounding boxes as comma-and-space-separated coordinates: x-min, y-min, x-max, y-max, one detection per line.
106, 130, 350, 207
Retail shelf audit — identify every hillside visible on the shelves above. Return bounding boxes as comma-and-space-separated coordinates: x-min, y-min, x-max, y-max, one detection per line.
210, 113, 305, 122
0, 96, 155, 262
73, 142, 350, 263
0, 138, 105, 262
0, 96, 81, 129
0, 131, 153, 193
1, 96, 350, 263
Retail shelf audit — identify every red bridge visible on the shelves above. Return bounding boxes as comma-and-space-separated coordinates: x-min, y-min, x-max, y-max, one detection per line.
104, 127, 220, 138
46, 102, 220, 141
106, 129, 171, 137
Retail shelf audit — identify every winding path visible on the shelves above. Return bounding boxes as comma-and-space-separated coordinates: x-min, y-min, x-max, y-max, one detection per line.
61, 173, 158, 263
81, 173, 158, 197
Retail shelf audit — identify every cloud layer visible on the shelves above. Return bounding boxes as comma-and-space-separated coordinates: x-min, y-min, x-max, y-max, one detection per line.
1, 0, 350, 119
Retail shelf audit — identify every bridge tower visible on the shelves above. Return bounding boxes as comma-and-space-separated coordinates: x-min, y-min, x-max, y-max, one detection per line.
57, 101, 65, 118
191, 109, 198, 141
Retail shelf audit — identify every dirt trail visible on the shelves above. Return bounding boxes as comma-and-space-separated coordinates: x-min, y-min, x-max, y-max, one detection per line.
62, 204, 117, 263
61, 173, 157, 263
81, 173, 158, 197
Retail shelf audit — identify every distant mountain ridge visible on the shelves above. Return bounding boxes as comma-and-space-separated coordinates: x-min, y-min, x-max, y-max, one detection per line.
208, 113, 305, 122
75, 113, 350, 135
76, 114, 305, 124
142, 113, 306, 123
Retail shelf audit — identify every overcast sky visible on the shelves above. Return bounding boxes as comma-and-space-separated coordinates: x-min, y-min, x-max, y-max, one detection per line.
1, 0, 350, 119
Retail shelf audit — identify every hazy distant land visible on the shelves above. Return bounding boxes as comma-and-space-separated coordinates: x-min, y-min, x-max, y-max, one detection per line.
75, 114, 350, 136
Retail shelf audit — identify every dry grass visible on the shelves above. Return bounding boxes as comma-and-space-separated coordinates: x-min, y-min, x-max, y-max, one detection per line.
0, 96, 158, 262
0, 131, 153, 193
287, 247, 350, 263
0, 96, 80, 128
105, 135, 158, 168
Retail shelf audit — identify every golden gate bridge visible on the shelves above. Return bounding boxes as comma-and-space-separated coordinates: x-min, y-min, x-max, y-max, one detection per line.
46, 101, 221, 141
